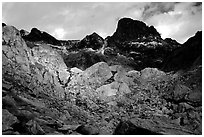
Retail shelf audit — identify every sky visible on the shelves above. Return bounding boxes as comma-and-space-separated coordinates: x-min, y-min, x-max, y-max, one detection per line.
2, 2, 202, 43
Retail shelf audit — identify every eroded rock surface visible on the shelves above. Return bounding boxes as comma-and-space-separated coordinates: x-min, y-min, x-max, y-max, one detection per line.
2, 24, 202, 135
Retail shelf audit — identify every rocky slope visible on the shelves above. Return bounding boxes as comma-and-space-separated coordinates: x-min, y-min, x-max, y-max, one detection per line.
2, 20, 202, 135
163, 31, 202, 71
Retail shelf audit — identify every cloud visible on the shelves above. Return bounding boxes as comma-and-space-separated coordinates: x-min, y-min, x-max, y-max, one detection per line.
2, 2, 202, 43
52, 28, 67, 40
143, 2, 202, 43
142, 2, 177, 20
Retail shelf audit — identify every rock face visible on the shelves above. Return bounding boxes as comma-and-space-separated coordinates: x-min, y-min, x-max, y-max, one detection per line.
23, 28, 61, 46
2, 25, 72, 134
163, 31, 202, 71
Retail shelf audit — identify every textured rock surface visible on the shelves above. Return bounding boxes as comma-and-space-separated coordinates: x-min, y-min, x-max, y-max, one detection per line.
2, 22, 202, 135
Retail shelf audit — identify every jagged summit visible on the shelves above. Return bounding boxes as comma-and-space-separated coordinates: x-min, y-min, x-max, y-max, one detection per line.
110, 17, 161, 42
78, 32, 104, 50
23, 27, 62, 46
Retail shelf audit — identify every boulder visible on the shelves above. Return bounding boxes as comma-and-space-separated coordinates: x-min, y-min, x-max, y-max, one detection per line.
114, 120, 161, 135
75, 125, 99, 135
173, 84, 192, 102
187, 91, 202, 105
70, 67, 83, 74
58, 70, 70, 85
2, 109, 18, 131
140, 68, 166, 80
78, 62, 112, 86
96, 81, 131, 101
96, 83, 118, 98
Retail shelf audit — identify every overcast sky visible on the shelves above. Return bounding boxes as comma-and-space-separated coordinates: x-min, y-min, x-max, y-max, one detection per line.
2, 2, 202, 43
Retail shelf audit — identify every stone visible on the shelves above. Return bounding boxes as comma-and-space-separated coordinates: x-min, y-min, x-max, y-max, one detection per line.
70, 67, 83, 74
2, 109, 18, 131
58, 124, 81, 131
75, 125, 99, 135
140, 68, 165, 80
109, 65, 122, 72
113, 120, 161, 135
96, 81, 131, 102
173, 84, 191, 101
58, 70, 70, 85
78, 62, 112, 86
187, 91, 202, 105
96, 83, 118, 98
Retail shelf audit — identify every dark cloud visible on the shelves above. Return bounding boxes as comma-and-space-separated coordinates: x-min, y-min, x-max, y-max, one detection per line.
142, 2, 177, 20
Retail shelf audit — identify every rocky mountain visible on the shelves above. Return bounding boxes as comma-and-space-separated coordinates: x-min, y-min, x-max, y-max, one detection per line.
109, 17, 161, 42
2, 18, 202, 135
22, 27, 62, 46
106, 18, 181, 70
163, 31, 202, 71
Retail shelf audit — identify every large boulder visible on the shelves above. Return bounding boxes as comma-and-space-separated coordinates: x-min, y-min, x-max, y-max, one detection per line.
75, 62, 112, 86
113, 120, 161, 135
96, 81, 131, 101
2, 109, 18, 132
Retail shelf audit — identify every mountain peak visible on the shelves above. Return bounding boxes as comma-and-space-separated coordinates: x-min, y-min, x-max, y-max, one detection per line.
111, 17, 161, 42
22, 27, 61, 46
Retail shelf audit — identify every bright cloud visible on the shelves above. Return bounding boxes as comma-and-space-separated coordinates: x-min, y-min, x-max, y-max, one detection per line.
2, 2, 202, 43
52, 28, 66, 40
